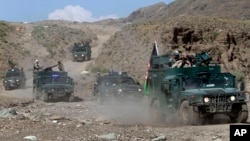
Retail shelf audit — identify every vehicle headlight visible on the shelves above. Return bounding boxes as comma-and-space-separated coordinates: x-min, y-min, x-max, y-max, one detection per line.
230, 95, 236, 101
4, 80, 7, 83
204, 97, 210, 103
51, 89, 54, 92
82, 54, 84, 56
16, 79, 19, 82
74, 54, 77, 57
138, 88, 142, 92
118, 89, 122, 92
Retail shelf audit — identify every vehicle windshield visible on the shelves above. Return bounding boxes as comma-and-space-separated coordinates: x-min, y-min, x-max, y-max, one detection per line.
100, 77, 120, 86
99, 76, 136, 86
183, 74, 234, 89
42, 76, 72, 84
5, 72, 21, 78
73, 46, 88, 52
120, 77, 136, 85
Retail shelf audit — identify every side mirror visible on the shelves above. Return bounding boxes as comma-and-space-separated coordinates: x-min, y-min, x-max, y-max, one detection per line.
240, 81, 245, 91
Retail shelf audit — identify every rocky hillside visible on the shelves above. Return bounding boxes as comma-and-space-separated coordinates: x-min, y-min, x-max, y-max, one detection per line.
124, 0, 250, 23
1, 0, 250, 85
0, 20, 98, 77
93, 16, 250, 84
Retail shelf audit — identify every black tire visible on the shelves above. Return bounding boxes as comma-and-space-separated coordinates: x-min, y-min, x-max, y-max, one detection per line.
41, 91, 49, 102
230, 103, 248, 123
150, 100, 165, 124
66, 94, 74, 102
4, 86, 9, 91
20, 82, 25, 89
179, 101, 200, 125
33, 89, 39, 100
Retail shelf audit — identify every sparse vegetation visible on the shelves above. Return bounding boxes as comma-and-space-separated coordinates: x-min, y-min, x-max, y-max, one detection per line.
232, 71, 245, 82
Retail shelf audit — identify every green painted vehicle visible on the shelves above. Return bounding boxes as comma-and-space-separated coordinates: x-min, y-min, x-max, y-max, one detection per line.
71, 42, 91, 62
94, 71, 143, 104
145, 48, 249, 125
33, 66, 74, 102
3, 68, 26, 90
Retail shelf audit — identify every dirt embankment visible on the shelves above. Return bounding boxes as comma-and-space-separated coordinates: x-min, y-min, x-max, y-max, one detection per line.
0, 22, 249, 141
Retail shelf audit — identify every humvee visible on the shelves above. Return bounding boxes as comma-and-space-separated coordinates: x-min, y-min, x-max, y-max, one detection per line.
33, 65, 74, 102
145, 46, 249, 125
3, 68, 26, 90
71, 42, 91, 62
94, 71, 143, 104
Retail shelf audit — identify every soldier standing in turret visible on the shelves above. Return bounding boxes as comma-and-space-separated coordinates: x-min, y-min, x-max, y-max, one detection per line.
58, 61, 64, 71
33, 59, 40, 71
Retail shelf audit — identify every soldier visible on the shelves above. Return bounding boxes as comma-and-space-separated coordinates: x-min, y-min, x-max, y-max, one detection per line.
179, 52, 191, 68
8, 59, 15, 69
33, 59, 40, 71
58, 61, 64, 71
169, 50, 180, 67
172, 52, 191, 68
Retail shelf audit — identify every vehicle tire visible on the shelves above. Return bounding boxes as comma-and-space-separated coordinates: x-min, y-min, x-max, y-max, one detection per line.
230, 103, 248, 123
179, 100, 200, 125
66, 94, 74, 102
20, 82, 25, 89
150, 99, 165, 124
33, 90, 39, 100
4, 86, 9, 91
41, 91, 49, 102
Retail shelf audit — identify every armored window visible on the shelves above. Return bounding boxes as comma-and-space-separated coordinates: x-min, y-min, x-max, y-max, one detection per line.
184, 78, 202, 89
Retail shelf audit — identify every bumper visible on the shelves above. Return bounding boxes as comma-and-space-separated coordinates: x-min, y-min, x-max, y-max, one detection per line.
3, 83, 20, 89
73, 56, 85, 61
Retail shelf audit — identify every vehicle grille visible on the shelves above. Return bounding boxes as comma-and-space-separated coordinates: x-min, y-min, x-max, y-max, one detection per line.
205, 95, 233, 112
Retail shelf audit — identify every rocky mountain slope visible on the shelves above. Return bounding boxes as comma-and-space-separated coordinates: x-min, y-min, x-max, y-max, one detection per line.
1, 0, 250, 84
124, 0, 250, 23
93, 16, 250, 85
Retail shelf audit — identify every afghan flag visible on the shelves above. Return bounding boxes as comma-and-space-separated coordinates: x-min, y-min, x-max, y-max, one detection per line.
143, 41, 159, 95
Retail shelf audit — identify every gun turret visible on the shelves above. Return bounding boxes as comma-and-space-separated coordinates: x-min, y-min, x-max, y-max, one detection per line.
42, 64, 58, 72
195, 52, 212, 66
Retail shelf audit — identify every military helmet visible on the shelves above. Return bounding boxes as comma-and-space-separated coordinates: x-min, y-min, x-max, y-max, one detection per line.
172, 50, 179, 56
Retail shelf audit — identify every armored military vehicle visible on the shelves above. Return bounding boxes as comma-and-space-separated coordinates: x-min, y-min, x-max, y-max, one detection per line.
144, 45, 249, 125
94, 71, 143, 104
71, 42, 91, 62
3, 68, 26, 90
33, 64, 74, 102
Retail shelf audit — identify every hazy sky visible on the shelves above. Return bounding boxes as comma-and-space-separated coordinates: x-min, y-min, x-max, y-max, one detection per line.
0, 0, 175, 22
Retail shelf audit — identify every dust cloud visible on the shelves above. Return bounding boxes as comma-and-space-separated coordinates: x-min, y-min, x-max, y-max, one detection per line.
94, 96, 180, 126
96, 97, 152, 125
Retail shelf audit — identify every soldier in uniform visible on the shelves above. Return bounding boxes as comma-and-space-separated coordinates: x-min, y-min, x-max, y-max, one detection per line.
58, 61, 64, 71
172, 52, 191, 68
33, 59, 40, 71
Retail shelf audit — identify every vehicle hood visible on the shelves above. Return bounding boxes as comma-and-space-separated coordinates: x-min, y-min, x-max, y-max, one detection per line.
118, 84, 142, 91
73, 52, 87, 55
41, 84, 73, 89
184, 88, 240, 95
4, 77, 21, 82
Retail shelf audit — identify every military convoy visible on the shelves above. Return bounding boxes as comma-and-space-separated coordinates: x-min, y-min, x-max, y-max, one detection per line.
33, 64, 75, 102
94, 71, 144, 104
2, 68, 26, 90
144, 47, 249, 124
71, 42, 92, 62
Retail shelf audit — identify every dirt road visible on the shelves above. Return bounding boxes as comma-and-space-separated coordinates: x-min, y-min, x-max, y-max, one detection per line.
0, 24, 250, 141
